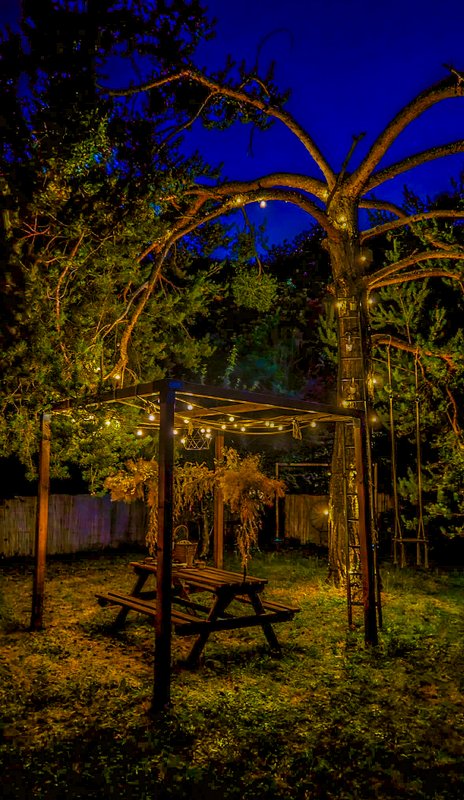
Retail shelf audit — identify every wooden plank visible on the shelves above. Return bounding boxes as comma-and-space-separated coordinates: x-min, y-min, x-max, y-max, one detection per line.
153, 382, 175, 713
31, 413, 51, 631
213, 433, 224, 569
234, 595, 301, 614
173, 610, 295, 635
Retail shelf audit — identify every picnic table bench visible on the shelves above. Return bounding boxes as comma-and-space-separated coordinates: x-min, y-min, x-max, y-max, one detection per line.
96, 560, 300, 667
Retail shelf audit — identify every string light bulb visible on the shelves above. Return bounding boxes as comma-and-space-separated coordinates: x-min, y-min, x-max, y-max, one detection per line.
259, 200, 267, 209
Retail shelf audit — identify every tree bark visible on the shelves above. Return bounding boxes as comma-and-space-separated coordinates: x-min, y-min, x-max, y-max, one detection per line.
326, 205, 374, 583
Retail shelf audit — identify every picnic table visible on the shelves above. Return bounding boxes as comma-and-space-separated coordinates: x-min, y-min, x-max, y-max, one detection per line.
96, 560, 300, 667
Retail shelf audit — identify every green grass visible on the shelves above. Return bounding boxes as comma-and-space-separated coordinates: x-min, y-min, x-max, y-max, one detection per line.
1, 551, 463, 799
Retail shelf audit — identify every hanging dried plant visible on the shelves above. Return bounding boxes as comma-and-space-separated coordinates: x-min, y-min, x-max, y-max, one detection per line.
215, 448, 286, 568
104, 448, 285, 564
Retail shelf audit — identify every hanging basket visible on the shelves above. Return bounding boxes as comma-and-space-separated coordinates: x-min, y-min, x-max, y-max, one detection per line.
172, 524, 198, 567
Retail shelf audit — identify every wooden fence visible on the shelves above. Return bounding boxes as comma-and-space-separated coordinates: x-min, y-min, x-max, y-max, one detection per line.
284, 492, 393, 547
284, 495, 329, 546
0, 495, 146, 557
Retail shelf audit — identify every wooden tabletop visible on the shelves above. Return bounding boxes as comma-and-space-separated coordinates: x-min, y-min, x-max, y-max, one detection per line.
129, 561, 268, 592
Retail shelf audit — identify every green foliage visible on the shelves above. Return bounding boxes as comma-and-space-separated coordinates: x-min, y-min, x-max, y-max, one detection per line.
369, 193, 464, 540
231, 269, 278, 312
0, 2, 225, 481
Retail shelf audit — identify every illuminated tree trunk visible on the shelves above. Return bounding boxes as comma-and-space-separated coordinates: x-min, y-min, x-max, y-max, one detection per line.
326, 205, 374, 583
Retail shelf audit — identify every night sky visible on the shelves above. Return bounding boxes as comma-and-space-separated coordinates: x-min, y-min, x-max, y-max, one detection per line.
191, 0, 464, 242
1, 0, 464, 243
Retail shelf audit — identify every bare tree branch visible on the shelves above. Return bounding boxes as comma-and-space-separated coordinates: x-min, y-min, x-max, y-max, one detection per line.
366, 249, 464, 287
186, 173, 329, 202
370, 268, 464, 289
361, 209, 464, 241
363, 140, 464, 193
105, 68, 336, 186
346, 74, 464, 194
372, 333, 459, 368
364, 250, 464, 289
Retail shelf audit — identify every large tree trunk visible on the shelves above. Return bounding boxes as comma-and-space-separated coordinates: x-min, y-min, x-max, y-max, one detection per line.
326, 214, 374, 584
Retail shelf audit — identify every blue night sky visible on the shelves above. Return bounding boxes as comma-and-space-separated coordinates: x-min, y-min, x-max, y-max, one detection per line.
2, 0, 464, 244
191, 0, 464, 242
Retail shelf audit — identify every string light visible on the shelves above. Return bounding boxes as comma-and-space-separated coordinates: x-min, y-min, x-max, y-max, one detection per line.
136, 429, 143, 436
105, 419, 111, 426
148, 413, 156, 421
229, 416, 235, 422
259, 200, 267, 209
221, 424, 226, 430
187, 404, 193, 411
240, 426, 246, 432
310, 420, 317, 428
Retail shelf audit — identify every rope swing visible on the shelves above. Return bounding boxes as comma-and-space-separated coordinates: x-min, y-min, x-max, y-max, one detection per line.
388, 343, 429, 568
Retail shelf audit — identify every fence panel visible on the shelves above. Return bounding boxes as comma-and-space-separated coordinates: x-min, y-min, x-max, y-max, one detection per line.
0, 495, 146, 557
284, 495, 329, 546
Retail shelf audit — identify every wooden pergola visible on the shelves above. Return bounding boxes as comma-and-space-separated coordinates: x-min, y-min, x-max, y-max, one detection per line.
31, 378, 378, 712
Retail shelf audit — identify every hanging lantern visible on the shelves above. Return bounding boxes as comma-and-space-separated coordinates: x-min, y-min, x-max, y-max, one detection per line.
182, 427, 212, 450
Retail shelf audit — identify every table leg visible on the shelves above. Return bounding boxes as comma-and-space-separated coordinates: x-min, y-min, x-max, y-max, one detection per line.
249, 592, 282, 654
184, 590, 231, 668
112, 571, 150, 629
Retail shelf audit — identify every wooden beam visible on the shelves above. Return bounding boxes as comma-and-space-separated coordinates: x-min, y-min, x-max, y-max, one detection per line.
153, 382, 175, 714
213, 433, 224, 568
353, 420, 378, 645
31, 413, 51, 631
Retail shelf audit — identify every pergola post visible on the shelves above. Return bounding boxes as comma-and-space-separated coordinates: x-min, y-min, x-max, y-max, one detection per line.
213, 433, 224, 568
153, 381, 176, 713
353, 419, 378, 645
31, 412, 51, 631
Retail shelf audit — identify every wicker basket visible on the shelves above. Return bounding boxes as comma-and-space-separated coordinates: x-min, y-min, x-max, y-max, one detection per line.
172, 525, 198, 567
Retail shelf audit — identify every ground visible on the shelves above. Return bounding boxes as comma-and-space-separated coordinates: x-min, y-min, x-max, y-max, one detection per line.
1, 550, 463, 799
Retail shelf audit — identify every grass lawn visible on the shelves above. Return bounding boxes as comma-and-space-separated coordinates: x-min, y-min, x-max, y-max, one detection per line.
1, 550, 463, 799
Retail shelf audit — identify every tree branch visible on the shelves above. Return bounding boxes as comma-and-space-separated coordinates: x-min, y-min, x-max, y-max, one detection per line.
372, 333, 458, 368
361, 209, 464, 241
105, 68, 336, 186
187, 172, 329, 202
369, 267, 464, 289
363, 140, 464, 193
346, 73, 464, 194
366, 249, 464, 287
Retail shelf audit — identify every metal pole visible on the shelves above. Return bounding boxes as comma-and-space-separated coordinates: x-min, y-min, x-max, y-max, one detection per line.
153, 381, 176, 713
213, 433, 224, 568
31, 413, 51, 631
